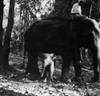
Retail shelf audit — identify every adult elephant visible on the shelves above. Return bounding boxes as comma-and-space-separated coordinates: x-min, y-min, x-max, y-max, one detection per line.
24, 17, 75, 80
70, 16, 100, 82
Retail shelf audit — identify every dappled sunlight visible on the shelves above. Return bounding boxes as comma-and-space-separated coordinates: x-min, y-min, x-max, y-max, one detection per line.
0, 53, 97, 96
1, 0, 100, 96
35, 0, 55, 19
0, 75, 81, 96
3, 0, 9, 28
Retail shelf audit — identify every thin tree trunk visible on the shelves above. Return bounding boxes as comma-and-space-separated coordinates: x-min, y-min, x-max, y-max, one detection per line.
89, 0, 92, 18
0, 0, 15, 68
0, 0, 4, 50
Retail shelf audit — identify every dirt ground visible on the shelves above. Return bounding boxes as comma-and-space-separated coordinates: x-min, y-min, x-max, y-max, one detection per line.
0, 53, 100, 96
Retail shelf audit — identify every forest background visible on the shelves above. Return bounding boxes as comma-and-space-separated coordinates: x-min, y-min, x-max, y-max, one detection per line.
0, 0, 100, 95
1, 0, 100, 70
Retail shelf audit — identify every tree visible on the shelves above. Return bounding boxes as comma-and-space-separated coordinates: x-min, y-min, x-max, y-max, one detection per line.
0, 0, 4, 50
0, 0, 15, 69
80, 0, 100, 20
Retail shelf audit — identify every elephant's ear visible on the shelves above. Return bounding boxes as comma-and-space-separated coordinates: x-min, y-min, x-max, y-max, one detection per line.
50, 53, 54, 57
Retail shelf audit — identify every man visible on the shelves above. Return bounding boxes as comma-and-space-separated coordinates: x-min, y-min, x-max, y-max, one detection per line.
71, 0, 84, 19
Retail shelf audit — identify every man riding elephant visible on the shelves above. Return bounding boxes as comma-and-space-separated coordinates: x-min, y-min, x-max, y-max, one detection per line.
24, 16, 100, 82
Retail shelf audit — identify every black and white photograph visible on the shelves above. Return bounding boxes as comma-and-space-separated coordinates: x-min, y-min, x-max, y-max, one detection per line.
0, 0, 100, 96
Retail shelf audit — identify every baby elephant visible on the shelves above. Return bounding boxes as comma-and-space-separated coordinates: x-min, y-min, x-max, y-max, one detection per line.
40, 53, 56, 82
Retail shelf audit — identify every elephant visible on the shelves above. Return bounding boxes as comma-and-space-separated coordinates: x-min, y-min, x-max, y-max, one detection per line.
40, 53, 56, 82
24, 17, 75, 80
24, 16, 100, 82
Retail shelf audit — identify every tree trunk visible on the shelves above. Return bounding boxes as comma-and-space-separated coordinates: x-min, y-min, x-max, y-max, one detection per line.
89, 2, 92, 18
0, 0, 4, 50
0, 0, 15, 68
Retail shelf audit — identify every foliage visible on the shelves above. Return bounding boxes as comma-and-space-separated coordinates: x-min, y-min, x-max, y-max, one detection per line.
10, 25, 23, 53
51, 0, 77, 17
10, 0, 55, 53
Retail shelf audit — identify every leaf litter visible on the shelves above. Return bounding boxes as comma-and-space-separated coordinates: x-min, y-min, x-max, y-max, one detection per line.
0, 53, 99, 96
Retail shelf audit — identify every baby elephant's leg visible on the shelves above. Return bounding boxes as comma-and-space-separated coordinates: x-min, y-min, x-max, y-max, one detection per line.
41, 63, 45, 78
50, 62, 55, 81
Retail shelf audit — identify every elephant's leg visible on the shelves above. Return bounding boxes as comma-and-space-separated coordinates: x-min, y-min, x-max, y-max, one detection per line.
50, 62, 55, 81
74, 48, 82, 77
60, 51, 72, 81
41, 64, 45, 78
42, 65, 50, 81
26, 53, 41, 79
73, 48, 82, 80
91, 47, 99, 82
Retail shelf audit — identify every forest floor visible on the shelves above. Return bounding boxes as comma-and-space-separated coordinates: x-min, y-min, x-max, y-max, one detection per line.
0, 53, 100, 96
